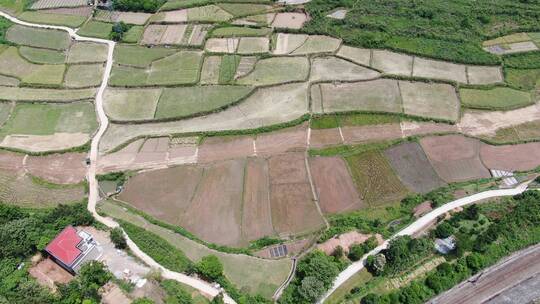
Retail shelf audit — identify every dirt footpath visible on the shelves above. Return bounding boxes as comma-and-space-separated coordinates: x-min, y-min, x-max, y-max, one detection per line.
429, 243, 540, 304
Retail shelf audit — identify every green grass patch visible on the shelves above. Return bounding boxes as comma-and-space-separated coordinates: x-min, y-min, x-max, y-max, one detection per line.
187, 4, 233, 22
64, 64, 104, 88
67, 41, 108, 63
345, 150, 409, 206
340, 113, 401, 127
326, 269, 373, 304
0, 16, 13, 43
218, 54, 240, 84
155, 85, 253, 119
236, 56, 309, 86
113, 45, 176, 67
211, 26, 271, 37
503, 51, 540, 69
310, 115, 339, 129
505, 68, 540, 91
77, 21, 112, 39
18, 11, 86, 28
121, 25, 144, 43
0, 102, 97, 137
460, 87, 533, 110
6, 24, 70, 50
0, 0, 30, 14
216, 3, 269, 17
18, 46, 65, 64
121, 221, 193, 272
0, 87, 96, 102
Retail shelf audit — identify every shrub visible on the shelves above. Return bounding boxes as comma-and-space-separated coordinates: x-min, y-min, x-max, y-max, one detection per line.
196, 255, 223, 281
434, 222, 454, 239
110, 227, 127, 249
113, 0, 165, 13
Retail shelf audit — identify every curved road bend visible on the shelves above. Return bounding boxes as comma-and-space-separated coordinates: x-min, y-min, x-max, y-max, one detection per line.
0, 11, 236, 304
318, 182, 531, 303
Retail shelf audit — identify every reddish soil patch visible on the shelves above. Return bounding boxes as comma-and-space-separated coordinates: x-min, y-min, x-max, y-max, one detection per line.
341, 124, 402, 144
480, 142, 540, 172
317, 231, 383, 255
41, 6, 93, 16
29, 258, 74, 291
413, 201, 433, 218
242, 158, 274, 241
26, 152, 87, 184
420, 135, 490, 183
0, 150, 24, 171
255, 124, 307, 156
134, 137, 168, 163
384, 142, 446, 193
198, 135, 254, 163
401, 121, 458, 138
118, 165, 203, 225
181, 159, 246, 247
169, 144, 197, 159
309, 156, 363, 213
268, 152, 308, 184
270, 183, 324, 236
309, 128, 343, 148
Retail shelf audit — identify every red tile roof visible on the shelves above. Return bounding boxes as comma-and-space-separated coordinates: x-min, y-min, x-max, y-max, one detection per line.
45, 226, 83, 266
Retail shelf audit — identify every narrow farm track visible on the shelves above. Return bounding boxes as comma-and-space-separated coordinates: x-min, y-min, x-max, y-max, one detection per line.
0, 11, 236, 304
318, 181, 531, 303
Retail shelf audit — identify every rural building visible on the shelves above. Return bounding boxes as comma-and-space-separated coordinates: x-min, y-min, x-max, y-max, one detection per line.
45, 226, 102, 274
434, 236, 456, 255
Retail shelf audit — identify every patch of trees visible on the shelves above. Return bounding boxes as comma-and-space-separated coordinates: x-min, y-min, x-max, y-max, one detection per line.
0, 17, 12, 44
360, 191, 540, 303
303, 0, 540, 64
503, 51, 540, 69
372, 236, 432, 276
110, 227, 127, 249
348, 237, 378, 261
279, 251, 347, 304
0, 203, 115, 303
113, 0, 165, 13
109, 22, 131, 41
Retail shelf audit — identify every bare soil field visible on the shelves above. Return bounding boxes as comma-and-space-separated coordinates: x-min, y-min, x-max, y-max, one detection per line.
466, 66, 503, 85
26, 152, 87, 184
309, 128, 343, 148
399, 81, 460, 122
0, 151, 25, 171
205, 37, 239, 53
200, 55, 221, 84
310, 56, 380, 82
341, 124, 402, 144
41, 6, 93, 16
1, 133, 90, 153
309, 156, 363, 213
153, 9, 187, 23
31, 0, 86, 9
198, 135, 254, 163
29, 258, 73, 291
317, 231, 383, 255
273, 33, 308, 55
420, 135, 491, 183
118, 165, 203, 225
345, 150, 409, 206
479, 142, 540, 172
181, 159, 246, 247
371, 50, 413, 76
268, 153, 325, 235
141, 24, 165, 45
134, 137, 169, 163
237, 37, 269, 54
337, 45, 371, 66
242, 158, 274, 241
235, 56, 257, 79
291, 35, 341, 55
319, 79, 402, 114
160, 24, 187, 45
412, 57, 467, 83
400, 121, 459, 138
384, 142, 446, 193
255, 123, 308, 156
271, 12, 308, 29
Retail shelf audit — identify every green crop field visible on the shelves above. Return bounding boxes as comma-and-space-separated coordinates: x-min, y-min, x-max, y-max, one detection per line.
146, 51, 202, 85
155, 85, 253, 119
0, 87, 96, 101
19, 46, 65, 64
122, 25, 144, 43
236, 56, 309, 85
113, 45, 176, 67
18, 11, 86, 27
211, 26, 271, 37
345, 150, 408, 206
460, 87, 533, 110
64, 64, 104, 88
217, 3, 270, 17
505, 68, 540, 91
67, 42, 108, 63
0, 47, 65, 85
6, 24, 70, 50
187, 5, 233, 22
503, 51, 540, 69
0, 102, 97, 137
77, 21, 112, 39
218, 54, 240, 84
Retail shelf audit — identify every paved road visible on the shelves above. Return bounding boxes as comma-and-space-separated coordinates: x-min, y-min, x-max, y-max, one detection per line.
318, 182, 530, 303
0, 11, 236, 304
429, 243, 540, 304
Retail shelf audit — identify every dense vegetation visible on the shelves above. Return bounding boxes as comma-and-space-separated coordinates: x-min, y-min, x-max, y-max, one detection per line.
0, 16, 13, 44
303, 0, 540, 64
503, 51, 540, 69
360, 191, 540, 303
279, 251, 348, 304
0, 203, 115, 303
113, 0, 165, 12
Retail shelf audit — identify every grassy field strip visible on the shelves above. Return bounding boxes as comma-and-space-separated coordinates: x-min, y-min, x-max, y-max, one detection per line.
460, 87, 534, 110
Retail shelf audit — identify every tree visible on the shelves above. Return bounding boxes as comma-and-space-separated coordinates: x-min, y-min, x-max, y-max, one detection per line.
463, 205, 480, 220
465, 253, 485, 273
298, 276, 325, 302
434, 222, 454, 239
109, 22, 130, 41
348, 244, 365, 261
110, 227, 127, 249
196, 255, 223, 281
132, 298, 155, 304
210, 293, 224, 304
0, 217, 41, 258
295, 251, 340, 289
331, 246, 344, 259
361, 293, 379, 304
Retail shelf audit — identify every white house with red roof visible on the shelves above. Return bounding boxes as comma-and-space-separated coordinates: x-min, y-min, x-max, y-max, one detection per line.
45, 226, 102, 274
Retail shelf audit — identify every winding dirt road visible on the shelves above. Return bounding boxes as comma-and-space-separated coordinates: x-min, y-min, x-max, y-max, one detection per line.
0, 11, 236, 303
318, 182, 531, 303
